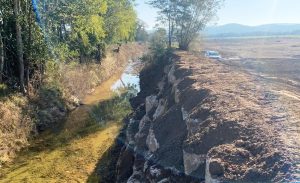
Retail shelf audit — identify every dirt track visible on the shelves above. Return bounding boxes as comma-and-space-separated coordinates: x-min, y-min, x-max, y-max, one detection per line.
203, 38, 300, 180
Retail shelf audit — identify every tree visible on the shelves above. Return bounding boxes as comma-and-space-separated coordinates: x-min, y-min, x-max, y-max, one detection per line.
13, 0, 26, 93
0, 0, 138, 93
0, 22, 4, 83
135, 20, 149, 42
175, 0, 222, 50
149, 0, 222, 50
0, 0, 47, 92
69, 0, 107, 63
42, 0, 137, 63
148, 0, 177, 48
104, 0, 137, 44
149, 28, 167, 56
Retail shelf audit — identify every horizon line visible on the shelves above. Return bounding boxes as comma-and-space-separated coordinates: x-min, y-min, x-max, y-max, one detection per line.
211, 22, 300, 27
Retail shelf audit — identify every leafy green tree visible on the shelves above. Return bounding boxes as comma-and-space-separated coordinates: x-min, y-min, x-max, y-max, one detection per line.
148, 0, 177, 48
43, 0, 137, 63
104, 0, 137, 44
0, 0, 138, 92
149, 0, 222, 50
175, 0, 222, 50
68, 0, 108, 63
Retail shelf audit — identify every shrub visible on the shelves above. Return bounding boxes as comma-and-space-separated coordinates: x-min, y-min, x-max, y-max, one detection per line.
0, 84, 8, 97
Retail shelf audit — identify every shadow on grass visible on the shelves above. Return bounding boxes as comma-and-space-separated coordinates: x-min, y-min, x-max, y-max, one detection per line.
86, 89, 137, 182
1, 89, 134, 180
9, 86, 135, 162
0, 83, 139, 183
87, 125, 126, 183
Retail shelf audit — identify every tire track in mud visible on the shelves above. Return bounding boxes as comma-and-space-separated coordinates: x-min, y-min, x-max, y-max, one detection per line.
265, 89, 300, 181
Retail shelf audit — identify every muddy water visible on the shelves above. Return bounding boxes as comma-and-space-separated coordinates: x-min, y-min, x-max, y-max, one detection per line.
1, 62, 140, 183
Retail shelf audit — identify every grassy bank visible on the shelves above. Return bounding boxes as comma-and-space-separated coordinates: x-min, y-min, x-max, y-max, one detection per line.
0, 72, 136, 183
0, 43, 146, 164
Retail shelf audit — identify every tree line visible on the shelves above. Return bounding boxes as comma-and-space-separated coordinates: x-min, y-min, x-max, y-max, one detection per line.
0, 0, 222, 94
0, 0, 137, 94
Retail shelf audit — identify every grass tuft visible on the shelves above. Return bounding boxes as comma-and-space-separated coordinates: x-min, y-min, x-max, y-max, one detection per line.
90, 85, 137, 125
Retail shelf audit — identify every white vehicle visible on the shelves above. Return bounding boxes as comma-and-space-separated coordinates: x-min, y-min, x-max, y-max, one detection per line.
205, 50, 222, 60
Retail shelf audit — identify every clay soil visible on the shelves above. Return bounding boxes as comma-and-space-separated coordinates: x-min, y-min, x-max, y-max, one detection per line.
200, 37, 300, 180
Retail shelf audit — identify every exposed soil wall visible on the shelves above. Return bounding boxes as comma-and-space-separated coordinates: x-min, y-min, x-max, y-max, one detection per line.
116, 51, 292, 182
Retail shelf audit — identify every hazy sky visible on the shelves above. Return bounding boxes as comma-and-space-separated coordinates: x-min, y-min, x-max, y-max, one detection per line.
135, 0, 300, 28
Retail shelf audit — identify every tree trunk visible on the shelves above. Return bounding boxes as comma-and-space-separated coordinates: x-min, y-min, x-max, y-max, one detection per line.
170, 20, 174, 46
0, 29, 4, 83
59, 20, 64, 40
179, 38, 189, 51
96, 44, 102, 63
26, 3, 32, 90
63, 20, 68, 40
79, 51, 84, 64
168, 13, 172, 48
14, 0, 26, 93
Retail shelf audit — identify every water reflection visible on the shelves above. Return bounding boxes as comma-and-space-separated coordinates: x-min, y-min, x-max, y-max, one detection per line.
111, 62, 140, 92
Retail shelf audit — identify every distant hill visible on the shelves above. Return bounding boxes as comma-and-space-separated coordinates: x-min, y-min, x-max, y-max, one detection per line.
203, 23, 300, 37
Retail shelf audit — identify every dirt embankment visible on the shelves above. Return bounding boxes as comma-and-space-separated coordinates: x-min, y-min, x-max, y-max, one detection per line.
115, 51, 294, 182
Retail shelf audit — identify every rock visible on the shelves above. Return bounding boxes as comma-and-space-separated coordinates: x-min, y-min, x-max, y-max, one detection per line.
116, 146, 135, 182
209, 160, 224, 177
145, 95, 158, 114
183, 150, 206, 175
70, 95, 81, 106
146, 128, 159, 152
243, 167, 268, 181
153, 99, 165, 120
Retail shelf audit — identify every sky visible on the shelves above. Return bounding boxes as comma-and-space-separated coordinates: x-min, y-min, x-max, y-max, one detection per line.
134, 0, 300, 29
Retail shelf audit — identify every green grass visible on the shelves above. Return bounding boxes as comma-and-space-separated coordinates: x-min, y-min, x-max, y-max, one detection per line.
90, 86, 136, 125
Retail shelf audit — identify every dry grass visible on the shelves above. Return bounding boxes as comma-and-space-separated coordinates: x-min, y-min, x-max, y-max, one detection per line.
59, 43, 147, 101
0, 95, 33, 164
0, 43, 147, 164
0, 63, 136, 182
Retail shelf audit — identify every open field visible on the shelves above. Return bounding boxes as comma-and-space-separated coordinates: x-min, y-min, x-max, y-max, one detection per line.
202, 37, 300, 180
202, 38, 300, 84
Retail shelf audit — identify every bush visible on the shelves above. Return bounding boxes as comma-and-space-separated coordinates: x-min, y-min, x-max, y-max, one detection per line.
0, 84, 8, 97
149, 28, 167, 58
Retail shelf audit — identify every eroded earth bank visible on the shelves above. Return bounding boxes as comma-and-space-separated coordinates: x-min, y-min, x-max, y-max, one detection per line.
104, 51, 298, 182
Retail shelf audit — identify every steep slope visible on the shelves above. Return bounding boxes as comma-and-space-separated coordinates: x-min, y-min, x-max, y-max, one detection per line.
115, 51, 293, 182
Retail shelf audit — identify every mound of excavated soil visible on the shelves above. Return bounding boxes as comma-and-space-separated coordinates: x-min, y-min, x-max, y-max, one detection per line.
116, 51, 295, 182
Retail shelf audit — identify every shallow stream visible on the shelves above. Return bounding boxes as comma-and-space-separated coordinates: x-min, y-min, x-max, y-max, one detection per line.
1, 61, 141, 183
